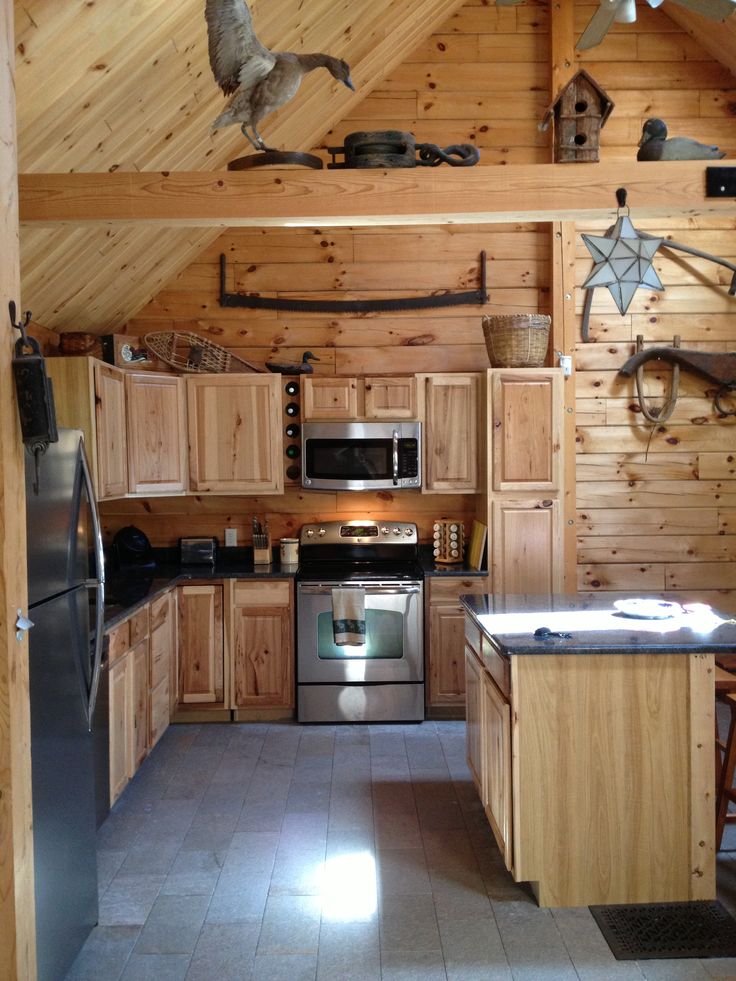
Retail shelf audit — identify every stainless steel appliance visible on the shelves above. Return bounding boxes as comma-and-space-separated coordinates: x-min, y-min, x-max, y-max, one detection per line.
301, 421, 421, 491
25, 429, 105, 981
296, 520, 424, 722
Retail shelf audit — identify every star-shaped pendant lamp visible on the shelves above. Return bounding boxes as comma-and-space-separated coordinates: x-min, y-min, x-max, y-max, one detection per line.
581, 188, 664, 315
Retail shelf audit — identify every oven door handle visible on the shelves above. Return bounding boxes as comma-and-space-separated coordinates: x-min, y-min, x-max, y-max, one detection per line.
297, 584, 422, 595
392, 429, 399, 486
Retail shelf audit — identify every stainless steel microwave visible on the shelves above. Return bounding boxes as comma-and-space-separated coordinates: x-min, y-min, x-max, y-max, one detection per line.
301, 421, 421, 491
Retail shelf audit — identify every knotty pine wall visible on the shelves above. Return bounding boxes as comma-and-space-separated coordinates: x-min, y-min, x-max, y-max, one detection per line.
106, 0, 736, 608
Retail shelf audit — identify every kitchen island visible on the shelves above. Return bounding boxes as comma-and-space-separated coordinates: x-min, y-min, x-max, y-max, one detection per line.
461, 592, 736, 908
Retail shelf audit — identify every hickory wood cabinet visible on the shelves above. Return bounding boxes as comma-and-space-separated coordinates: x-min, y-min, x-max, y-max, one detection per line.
426, 576, 488, 715
177, 583, 226, 708
186, 374, 283, 494
486, 368, 564, 593
464, 609, 715, 908
303, 376, 418, 420
232, 580, 294, 714
418, 373, 480, 493
107, 593, 174, 806
47, 357, 187, 499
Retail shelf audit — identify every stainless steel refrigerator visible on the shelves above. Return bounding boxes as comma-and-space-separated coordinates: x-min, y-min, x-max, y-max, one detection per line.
25, 429, 105, 981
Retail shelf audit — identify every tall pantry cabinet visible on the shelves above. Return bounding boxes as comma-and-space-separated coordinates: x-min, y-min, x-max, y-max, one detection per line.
485, 368, 564, 595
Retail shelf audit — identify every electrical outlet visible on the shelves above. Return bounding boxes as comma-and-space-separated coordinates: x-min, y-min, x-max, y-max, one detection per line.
224, 528, 237, 547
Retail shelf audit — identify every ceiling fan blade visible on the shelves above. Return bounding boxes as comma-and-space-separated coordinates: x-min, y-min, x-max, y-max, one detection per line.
646, 0, 666, 8
576, 2, 621, 49
668, 0, 736, 18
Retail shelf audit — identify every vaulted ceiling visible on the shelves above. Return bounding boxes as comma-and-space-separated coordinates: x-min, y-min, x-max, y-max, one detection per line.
14, 0, 468, 333
13, 0, 736, 335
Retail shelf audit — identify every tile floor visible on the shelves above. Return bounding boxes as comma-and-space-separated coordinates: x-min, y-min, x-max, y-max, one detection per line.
65, 721, 736, 981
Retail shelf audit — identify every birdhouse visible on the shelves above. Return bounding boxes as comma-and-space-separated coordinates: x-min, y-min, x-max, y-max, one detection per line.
540, 70, 614, 163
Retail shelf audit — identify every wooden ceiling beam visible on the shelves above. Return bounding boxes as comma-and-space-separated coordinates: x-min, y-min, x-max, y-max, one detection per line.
664, 7, 736, 77
18, 161, 736, 228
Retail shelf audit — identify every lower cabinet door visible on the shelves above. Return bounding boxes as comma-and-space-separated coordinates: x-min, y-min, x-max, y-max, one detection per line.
177, 584, 224, 705
429, 604, 467, 706
109, 654, 131, 805
131, 640, 149, 773
464, 646, 482, 789
149, 678, 170, 748
232, 581, 293, 709
481, 669, 513, 870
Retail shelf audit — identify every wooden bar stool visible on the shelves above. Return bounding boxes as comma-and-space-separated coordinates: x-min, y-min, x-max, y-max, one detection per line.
715, 664, 736, 850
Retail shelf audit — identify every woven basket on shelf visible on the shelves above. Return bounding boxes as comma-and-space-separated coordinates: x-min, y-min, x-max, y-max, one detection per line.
482, 314, 551, 368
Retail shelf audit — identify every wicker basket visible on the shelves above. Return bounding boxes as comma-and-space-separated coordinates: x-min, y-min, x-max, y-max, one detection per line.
482, 314, 551, 368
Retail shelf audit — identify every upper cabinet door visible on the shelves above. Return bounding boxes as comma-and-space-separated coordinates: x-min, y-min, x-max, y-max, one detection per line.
303, 377, 359, 420
186, 375, 283, 494
93, 362, 128, 500
364, 377, 417, 419
490, 370, 562, 493
421, 373, 479, 493
126, 373, 188, 495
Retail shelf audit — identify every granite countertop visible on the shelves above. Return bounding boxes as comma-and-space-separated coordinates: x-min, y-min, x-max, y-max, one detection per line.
103, 547, 298, 630
102, 544, 488, 631
461, 592, 736, 656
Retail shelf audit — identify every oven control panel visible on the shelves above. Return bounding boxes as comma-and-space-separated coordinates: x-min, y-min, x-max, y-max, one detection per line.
299, 520, 417, 545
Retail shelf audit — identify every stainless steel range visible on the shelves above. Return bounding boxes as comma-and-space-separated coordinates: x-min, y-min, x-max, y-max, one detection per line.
296, 519, 424, 723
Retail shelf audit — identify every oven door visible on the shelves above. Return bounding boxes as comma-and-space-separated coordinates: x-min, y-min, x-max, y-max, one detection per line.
296, 581, 423, 684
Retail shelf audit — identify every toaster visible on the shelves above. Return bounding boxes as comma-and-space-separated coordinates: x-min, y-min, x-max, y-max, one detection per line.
179, 537, 217, 566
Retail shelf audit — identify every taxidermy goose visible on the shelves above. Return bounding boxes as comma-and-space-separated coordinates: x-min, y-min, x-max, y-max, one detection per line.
205, 0, 354, 151
577, 0, 736, 51
637, 118, 726, 160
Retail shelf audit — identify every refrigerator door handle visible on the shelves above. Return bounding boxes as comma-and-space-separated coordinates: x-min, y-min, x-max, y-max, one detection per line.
79, 441, 105, 728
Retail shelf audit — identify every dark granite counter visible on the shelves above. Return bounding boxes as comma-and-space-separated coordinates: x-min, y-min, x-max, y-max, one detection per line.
461, 592, 736, 656
103, 547, 298, 631
418, 545, 486, 578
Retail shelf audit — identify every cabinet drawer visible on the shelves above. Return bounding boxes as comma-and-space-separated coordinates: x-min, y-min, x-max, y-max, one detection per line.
464, 616, 481, 657
149, 678, 170, 749
481, 634, 510, 699
107, 621, 130, 664
429, 577, 488, 603
129, 607, 149, 645
234, 580, 291, 607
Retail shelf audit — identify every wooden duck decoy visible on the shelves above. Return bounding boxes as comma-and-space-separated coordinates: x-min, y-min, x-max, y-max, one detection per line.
266, 351, 320, 374
205, 0, 354, 152
637, 118, 726, 161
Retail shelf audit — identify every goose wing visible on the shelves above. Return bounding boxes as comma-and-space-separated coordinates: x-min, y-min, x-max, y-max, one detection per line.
205, 0, 276, 97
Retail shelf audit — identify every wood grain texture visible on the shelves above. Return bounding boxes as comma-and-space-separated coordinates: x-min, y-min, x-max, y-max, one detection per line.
16, 0, 470, 333
0, 0, 35, 973
19, 160, 736, 228
513, 652, 714, 907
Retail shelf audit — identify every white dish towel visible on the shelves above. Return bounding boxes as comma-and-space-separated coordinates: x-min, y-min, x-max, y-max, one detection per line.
332, 587, 366, 646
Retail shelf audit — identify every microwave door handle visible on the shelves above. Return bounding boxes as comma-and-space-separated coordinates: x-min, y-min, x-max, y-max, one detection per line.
392, 430, 399, 486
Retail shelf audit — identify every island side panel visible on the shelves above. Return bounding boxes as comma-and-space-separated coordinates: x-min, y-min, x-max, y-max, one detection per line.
511, 652, 714, 908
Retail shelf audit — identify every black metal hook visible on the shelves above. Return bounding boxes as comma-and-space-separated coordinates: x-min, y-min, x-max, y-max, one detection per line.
9, 300, 33, 348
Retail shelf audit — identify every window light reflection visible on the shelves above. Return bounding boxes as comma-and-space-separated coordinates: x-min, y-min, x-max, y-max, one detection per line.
478, 604, 728, 637
320, 851, 377, 922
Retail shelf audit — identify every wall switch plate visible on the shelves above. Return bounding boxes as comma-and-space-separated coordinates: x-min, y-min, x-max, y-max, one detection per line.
224, 528, 237, 547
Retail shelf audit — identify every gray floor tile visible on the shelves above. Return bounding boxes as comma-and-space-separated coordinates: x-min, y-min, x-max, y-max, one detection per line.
186, 922, 260, 980
376, 847, 432, 896
98, 874, 166, 927
119, 952, 191, 980
223, 831, 281, 875
65, 925, 140, 981
379, 948, 448, 980
206, 870, 271, 924
251, 953, 317, 981
551, 907, 646, 980
256, 895, 322, 955
98, 848, 128, 895
379, 893, 442, 953
133, 893, 210, 954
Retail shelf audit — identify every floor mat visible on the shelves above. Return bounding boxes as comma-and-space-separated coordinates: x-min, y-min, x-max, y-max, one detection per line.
589, 900, 736, 960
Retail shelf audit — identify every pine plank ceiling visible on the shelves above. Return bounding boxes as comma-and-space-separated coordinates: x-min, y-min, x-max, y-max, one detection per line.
13, 0, 736, 335
14, 0, 469, 333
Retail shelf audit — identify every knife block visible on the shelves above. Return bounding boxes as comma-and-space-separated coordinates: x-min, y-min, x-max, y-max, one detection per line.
253, 530, 272, 565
